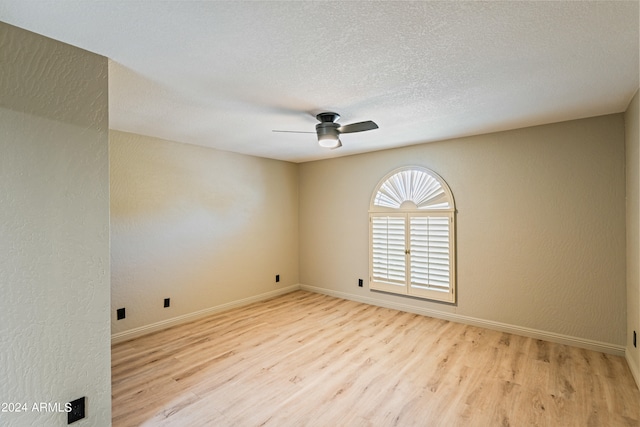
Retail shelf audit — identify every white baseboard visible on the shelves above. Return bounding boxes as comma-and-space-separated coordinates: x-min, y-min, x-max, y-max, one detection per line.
111, 284, 301, 344
111, 283, 627, 360
626, 351, 640, 389
300, 284, 626, 357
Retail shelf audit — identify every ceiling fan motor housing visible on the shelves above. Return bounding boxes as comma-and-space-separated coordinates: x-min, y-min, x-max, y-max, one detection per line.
316, 112, 341, 147
316, 122, 340, 147
316, 122, 340, 136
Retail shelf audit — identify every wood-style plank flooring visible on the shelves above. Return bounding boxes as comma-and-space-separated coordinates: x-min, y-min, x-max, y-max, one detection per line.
112, 291, 639, 426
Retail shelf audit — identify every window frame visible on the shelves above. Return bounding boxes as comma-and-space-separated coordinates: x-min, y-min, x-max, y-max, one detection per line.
369, 167, 456, 303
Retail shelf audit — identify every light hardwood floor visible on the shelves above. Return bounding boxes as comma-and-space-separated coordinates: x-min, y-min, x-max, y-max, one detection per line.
112, 291, 639, 426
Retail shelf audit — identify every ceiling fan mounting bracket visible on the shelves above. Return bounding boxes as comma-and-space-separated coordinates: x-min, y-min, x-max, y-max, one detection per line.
316, 112, 340, 123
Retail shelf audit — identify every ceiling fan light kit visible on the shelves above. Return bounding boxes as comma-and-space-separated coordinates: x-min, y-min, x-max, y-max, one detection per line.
317, 132, 341, 149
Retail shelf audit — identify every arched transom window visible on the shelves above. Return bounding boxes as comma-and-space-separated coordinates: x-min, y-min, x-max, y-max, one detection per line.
369, 167, 456, 303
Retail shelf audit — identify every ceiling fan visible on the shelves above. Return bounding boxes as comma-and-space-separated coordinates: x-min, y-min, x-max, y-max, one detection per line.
273, 112, 378, 149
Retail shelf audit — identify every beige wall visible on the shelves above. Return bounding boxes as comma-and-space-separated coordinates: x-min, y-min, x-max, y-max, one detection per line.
110, 131, 299, 335
300, 114, 626, 346
626, 89, 640, 382
0, 23, 111, 425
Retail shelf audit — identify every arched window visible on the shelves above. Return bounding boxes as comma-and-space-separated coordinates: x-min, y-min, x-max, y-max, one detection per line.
369, 167, 456, 303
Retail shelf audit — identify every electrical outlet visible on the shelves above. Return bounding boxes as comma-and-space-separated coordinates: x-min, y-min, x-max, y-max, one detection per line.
275, 274, 280, 283
67, 397, 85, 424
116, 308, 125, 320
164, 298, 170, 308
358, 279, 363, 287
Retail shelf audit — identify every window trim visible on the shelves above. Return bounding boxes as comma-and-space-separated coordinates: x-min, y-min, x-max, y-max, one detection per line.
369, 167, 456, 303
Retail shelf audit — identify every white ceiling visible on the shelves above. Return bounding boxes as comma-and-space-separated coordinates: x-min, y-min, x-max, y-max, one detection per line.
0, 1, 638, 163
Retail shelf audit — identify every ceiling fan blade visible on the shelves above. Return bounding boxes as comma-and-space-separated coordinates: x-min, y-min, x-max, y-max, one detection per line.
272, 130, 316, 134
338, 120, 379, 134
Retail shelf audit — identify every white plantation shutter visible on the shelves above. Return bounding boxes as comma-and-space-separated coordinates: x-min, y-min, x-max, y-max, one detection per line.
373, 169, 451, 210
371, 216, 406, 286
369, 167, 456, 303
410, 215, 451, 295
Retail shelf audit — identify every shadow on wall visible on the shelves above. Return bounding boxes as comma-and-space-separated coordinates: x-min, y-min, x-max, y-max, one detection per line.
109, 130, 284, 332
110, 131, 265, 266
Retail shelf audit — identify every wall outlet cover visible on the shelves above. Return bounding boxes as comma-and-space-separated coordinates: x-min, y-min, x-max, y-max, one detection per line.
67, 397, 85, 424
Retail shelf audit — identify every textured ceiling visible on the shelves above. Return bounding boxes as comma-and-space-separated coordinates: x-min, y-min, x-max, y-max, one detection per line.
0, 1, 638, 162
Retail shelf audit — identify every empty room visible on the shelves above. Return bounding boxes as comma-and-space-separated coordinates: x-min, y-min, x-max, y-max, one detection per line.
1, 1, 639, 426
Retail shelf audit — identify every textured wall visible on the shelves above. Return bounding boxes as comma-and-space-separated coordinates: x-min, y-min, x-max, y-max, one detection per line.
110, 131, 299, 334
0, 23, 111, 426
626, 89, 640, 379
299, 114, 626, 345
